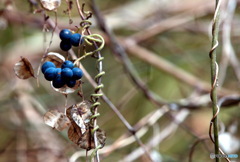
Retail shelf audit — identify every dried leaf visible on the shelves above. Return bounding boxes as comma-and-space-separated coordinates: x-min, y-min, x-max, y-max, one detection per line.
79, 128, 106, 150
68, 124, 83, 146
40, 0, 61, 11
45, 52, 65, 68
66, 101, 92, 134
51, 80, 81, 94
43, 109, 71, 131
68, 125, 106, 150
66, 101, 106, 150
14, 57, 35, 79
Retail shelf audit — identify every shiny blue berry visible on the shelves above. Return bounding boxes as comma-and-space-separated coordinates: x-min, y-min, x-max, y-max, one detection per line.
56, 68, 61, 76
44, 67, 57, 81
61, 60, 74, 69
66, 79, 76, 88
70, 33, 83, 46
72, 67, 83, 80
52, 74, 66, 88
60, 40, 72, 51
61, 68, 73, 80
41, 61, 56, 73
59, 29, 72, 41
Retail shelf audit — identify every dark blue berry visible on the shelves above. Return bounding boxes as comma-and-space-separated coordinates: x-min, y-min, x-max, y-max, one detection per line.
61, 68, 73, 80
70, 33, 83, 46
41, 61, 56, 73
61, 60, 74, 69
44, 67, 57, 81
60, 40, 72, 51
59, 29, 72, 41
72, 67, 83, 80
56, 68, 61, 76
52, 74, 66, 88
66, 79, 76, 88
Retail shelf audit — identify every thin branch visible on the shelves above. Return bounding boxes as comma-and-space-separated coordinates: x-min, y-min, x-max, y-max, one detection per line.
208, 1, 223, 162
90, 0, 156, 161
219, 0, 239, 85
122, 109, 189, 161
127, 1, 215, 43
74, 1, 103, 161
123, 42, 235, 96
91, 0, 167, 109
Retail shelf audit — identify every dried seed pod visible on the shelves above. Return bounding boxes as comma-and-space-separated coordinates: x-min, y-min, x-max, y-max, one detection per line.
51, 80, 81, 94
45, 52, 65, 68
66, 101, 106, 150
66, 100, 92, 134
40, 0, 61, 11
43, 109, 71, 131
14, 57, 35, 79
68, 124, 106, 150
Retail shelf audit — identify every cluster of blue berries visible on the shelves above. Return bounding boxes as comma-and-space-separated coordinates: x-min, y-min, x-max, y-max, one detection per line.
41, 60, 83, 88
59, 29, 83, 51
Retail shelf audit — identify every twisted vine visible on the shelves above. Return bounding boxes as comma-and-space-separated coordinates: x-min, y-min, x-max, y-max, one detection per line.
209, 0, 230, 161
72, 8, 105, 160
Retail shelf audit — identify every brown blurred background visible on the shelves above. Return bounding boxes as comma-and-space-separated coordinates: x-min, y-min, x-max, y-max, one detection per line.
0, 0, 239, 161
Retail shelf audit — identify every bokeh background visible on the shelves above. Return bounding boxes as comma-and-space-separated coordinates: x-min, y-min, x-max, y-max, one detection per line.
0, 0, 239, 161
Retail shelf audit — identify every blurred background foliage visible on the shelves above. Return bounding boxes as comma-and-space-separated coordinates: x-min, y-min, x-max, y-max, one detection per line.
0, 0, 239, 162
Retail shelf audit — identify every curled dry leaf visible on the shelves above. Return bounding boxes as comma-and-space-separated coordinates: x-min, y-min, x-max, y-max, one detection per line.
40, 0, 61, 11
43, 109, 71, 131
44, 52, 65, 68
66, 100, 92, 134
51, 80, 81, 94
14, 57, 35, 79
66, 101, 106, 150
68, 125, 106, 150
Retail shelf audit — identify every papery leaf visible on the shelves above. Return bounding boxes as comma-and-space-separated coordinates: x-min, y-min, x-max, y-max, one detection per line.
51, 80, 81, 94
66, 101, 92, 134
45, 52, 65, 68
67, 101, 106, 150
14, 57, 35, 79
43, 109, 70, 131
78, 128, 106, 150
40, 0, 61, 11
68, 124, 83, 146
68, 125, 106, 150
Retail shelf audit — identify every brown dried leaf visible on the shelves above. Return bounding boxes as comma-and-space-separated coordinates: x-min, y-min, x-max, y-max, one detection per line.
66, 101, 92, 134
68, 124, 83, 146
45, 52, 65, 68
51, 80, 81, 94
14, 57, 35, 79
68, 125, 106, 150
40, 0, 61, 11
43, 109, 71, 131
67, 101, 106, 150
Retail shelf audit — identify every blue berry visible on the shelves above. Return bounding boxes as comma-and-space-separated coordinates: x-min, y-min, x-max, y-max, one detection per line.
44, 67, 57, 81
70, 33, 83, 46
56, 68, 61, 76
59, 29, 72, 41
61, 68, 73, 80
52, 74, 66, 88
60, 40, 72, 51
61, 60, 74, 69
72, 67, 83, 80
66, 79, 76, 88
41, 61, 56, 73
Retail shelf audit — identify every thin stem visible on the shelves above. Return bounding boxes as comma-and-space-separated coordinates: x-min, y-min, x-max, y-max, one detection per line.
209, 0, 221, 161
90, 0, 155, 161
75, 1, 102, 161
